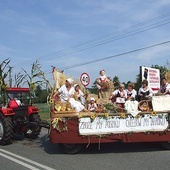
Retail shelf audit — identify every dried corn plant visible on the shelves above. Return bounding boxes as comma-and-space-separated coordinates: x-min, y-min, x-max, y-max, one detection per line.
0, 58, 11, 105
22, 60, 52, 101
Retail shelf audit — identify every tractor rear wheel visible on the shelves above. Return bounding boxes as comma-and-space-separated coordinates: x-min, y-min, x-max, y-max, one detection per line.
0, 113, 13, 145
24, 113, 41, 139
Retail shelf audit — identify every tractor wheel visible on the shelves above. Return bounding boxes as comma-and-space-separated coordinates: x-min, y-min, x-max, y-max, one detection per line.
161, 141, 170, 150
58, 143, 84, 154
24, 113, 41, 139
0, 113, 14, 145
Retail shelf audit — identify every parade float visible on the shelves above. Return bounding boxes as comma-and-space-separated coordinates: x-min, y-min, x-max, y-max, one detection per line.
48, 67, 170, 154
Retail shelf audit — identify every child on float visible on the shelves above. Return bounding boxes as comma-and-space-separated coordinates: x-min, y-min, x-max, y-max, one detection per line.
109, 83, 127, 108
74, 84, 86, 106
88, 97, 98, 112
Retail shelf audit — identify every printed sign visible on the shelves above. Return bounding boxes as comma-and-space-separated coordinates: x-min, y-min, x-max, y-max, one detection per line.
80, 72, 90, 87
141, 66, 160, 93
79, 113, 168, 135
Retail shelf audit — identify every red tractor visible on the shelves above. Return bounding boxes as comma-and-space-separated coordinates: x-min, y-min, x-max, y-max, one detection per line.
0, 87, 42, 145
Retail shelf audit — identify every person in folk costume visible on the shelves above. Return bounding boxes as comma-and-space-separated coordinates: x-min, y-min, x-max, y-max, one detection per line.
88, 97, 98, 112
96, 70, 110, 98
158, 77, 170, 95
74, 84, 86, 106
138, 79, 153, 101
109, 83, 127, 108
126, 83, 137, 101
56, 78, 87, 112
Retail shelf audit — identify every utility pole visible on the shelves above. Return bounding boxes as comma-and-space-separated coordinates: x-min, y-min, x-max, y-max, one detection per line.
9, 66, 12, 87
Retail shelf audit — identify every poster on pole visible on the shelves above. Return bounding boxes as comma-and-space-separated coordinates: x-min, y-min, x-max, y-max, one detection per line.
140, 66, 160, 93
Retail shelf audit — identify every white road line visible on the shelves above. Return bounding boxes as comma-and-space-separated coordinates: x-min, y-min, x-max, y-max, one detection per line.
0, 149, 56, 170
0, 152, 40, 170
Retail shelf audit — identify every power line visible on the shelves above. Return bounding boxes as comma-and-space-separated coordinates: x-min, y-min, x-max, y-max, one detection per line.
55, 40, 170, 70
41, 13, 170, 61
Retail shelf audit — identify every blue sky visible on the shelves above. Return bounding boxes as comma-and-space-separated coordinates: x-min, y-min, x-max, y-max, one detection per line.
0, 0, 170, 87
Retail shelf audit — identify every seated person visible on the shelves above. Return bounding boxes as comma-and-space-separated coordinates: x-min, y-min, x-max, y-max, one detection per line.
138, 79, 153, 101
126, 83, 137, 101
56, 78, 87, 112
74, 84, 86, 106
88, 97, 97, 112
109, 83, 127, 108
158, 77, 170, 95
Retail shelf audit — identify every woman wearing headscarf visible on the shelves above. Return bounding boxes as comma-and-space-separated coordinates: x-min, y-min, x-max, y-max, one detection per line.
57, 78, 87, 112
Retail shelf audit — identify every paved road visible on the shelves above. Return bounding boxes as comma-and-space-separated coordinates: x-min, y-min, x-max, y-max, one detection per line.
0, 128, 170, 170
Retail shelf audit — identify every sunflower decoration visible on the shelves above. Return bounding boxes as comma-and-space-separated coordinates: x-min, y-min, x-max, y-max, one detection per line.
120, 113, 126, 119
90, 114, 95, 121
51, 117, 68, 132
151, 111, 157, 116
135, 114, 141, 119
104, 113, 109, 119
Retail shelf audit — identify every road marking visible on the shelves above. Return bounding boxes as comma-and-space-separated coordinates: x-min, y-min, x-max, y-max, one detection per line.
0, 152, 40, 170
0, 149, 56, 170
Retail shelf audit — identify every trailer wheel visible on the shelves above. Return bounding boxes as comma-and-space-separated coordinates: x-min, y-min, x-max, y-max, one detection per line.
58, 143, 84, 154
0, 113, 13, 145
24, 113, 41, 139
161, 141, 170, 150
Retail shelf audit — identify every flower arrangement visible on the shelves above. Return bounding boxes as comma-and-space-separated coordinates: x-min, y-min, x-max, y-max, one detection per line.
51, 117, 68, 132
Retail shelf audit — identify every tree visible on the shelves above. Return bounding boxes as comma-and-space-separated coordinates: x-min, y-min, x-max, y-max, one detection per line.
112, 76, 120, 89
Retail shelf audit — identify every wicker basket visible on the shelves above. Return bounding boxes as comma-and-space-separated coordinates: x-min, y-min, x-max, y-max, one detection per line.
138, 100, 152, 111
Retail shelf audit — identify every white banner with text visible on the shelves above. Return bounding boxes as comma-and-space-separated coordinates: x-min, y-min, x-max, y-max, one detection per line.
79, 113, 169, 135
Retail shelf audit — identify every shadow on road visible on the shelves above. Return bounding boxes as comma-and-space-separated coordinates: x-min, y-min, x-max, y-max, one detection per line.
11, 129, 166, 155
37, 135, 165, 155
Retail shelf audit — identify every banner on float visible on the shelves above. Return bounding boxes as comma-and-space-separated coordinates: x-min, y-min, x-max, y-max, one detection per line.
79, 113, 168, 135
152, 96, 170, 111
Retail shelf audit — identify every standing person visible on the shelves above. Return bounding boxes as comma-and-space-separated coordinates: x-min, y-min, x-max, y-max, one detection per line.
74, 84, 86, 106
56, 78, 87, 112
138, 79, 153, 101
88, 97, 98, 112
96, 70, 110, 98
158, 77, 170, 95
126, 83, 137, 101
109, 83, 127, 108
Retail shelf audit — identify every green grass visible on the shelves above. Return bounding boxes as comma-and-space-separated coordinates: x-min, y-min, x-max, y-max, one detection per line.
36, 103, 51, 121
